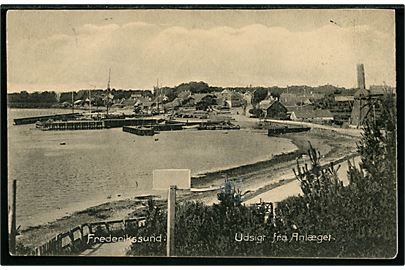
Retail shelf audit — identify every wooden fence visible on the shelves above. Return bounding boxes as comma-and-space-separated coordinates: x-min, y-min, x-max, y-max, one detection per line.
31, 217, 146, 256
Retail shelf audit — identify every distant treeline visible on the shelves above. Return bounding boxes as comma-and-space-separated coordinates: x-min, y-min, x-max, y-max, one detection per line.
8, 91, 58, 106
8, 81, 356, 108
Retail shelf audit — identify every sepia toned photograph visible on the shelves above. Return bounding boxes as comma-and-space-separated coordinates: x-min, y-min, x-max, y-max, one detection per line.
3, 6, 402, 262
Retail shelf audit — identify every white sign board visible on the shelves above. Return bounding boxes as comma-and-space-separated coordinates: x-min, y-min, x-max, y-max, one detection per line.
153, 169, 191, 190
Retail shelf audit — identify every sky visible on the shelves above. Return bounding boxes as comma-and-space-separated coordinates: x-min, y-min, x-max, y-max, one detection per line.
7, 9, 396, 92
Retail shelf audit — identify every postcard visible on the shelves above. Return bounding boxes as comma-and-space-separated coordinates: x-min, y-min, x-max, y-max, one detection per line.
2, 6, 403, 264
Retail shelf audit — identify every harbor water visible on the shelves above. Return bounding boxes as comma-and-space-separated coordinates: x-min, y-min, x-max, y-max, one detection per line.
8, 108, 298, 228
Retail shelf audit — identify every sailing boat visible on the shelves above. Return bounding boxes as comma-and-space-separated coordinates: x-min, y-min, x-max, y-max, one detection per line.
154, 78, 166, 115
104, 68, 114, 118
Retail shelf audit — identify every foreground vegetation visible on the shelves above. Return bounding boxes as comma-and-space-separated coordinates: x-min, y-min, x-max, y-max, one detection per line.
128, 94, 397, 258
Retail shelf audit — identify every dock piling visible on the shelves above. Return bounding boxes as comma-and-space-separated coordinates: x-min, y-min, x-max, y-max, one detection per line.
9, 180, 17, 255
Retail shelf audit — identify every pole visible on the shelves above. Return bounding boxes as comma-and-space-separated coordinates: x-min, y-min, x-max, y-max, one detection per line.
156, 78, 160, 114
89, 89, 92, 113
167, 185, 176, 257
106, 68, 111, 117
71, 91, 74, 113
9, 180, 17, 255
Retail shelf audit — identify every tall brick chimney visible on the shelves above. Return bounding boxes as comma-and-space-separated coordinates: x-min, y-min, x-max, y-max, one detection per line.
357, 64, 366, 89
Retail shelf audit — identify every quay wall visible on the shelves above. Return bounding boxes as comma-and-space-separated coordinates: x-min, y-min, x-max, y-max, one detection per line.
104, 118, 161, 128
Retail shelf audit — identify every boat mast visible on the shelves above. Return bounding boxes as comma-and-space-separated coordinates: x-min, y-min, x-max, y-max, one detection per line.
71, 91, 74, 113
89, 89, 92, 113
156, 78, 159, 114
106, 68, 111, 116
107, 68, 111, 90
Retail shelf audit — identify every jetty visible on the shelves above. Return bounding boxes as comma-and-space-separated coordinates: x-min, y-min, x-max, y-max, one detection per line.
13, 113, 82, 125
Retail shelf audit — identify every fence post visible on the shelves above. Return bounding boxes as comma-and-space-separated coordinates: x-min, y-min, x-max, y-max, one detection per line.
68, 230, 75, 253
54, 235, 60, 255
78, 225, 84, 251
167, 185, 176, 257
9, 180, 17, 255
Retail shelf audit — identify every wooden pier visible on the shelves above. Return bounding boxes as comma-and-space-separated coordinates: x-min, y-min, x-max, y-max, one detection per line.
103, 118, 161, 128
38, 120, 105, 130
36, 118, 163, 131
13, 113, 82, 125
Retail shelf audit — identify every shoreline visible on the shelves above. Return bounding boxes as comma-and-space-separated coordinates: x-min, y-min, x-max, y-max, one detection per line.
17, 144, 300, 234
191, 149, 300, 187
181, 128, 357, 205
16, 125, 358, 249
13, 130, 297, 230
242, 151, 360, 203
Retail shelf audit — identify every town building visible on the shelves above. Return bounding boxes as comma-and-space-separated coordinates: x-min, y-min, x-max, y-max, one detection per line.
221, 90, 245, 108
289, 106, 334, 123
259, 100, 289, 119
